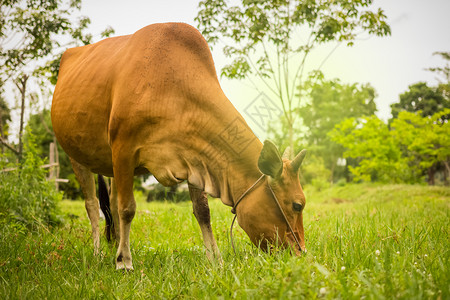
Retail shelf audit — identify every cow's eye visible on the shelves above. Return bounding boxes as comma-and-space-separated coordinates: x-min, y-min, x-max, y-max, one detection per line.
293, 202, 303, 212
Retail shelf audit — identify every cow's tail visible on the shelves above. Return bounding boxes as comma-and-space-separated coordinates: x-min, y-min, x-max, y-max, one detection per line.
98, 174, 113, 242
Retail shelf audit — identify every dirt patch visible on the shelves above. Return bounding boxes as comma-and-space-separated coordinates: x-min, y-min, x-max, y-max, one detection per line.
330, 198, 349, 204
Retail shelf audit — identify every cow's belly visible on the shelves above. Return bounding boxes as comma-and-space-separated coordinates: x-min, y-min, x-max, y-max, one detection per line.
59, 134, 113, 176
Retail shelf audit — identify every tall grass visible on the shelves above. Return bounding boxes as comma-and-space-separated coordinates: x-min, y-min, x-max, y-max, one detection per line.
0, 184, 448, 299
0, 130, 62, 232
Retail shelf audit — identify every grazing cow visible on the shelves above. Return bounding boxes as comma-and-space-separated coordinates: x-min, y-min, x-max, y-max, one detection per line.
51, 23, 307, 270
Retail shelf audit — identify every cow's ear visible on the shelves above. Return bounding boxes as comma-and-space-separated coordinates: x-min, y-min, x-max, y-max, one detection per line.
258, 140, 282, 179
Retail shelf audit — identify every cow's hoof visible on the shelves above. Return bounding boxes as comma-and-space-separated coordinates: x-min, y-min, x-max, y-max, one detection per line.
116, 261, 134, 272
213, 257, 224, 268
206, 253, 223, 266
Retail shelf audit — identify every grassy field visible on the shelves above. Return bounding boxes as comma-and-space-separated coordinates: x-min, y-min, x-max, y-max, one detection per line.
0, 184, 448, 299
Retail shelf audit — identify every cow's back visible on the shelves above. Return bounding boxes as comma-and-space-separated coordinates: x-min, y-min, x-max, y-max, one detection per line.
52, 23, 229, 177
52, 33, 132, 175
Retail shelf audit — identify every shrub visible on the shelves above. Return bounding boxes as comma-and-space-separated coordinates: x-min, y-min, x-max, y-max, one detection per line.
301, 154, 331, 186
0, 129, 63, 231
146, 183, 190, 202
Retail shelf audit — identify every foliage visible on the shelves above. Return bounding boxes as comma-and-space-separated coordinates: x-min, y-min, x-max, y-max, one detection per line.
146, 183, 190, 203
267, 113, 305, 153
1, 0, 89, 84
299, 76, 377, 181
0, 0, 114, 160
390, 82, 450, 122
0, 184, 448, 298
301, 77, 377, 144
196, 0, 391, 80
387, 68, 450, 184
300, 153, 331, 190
25, 109, 81, 198
269, 52, 450, 186
196, 0, 391, 152
391, 109, 450, 180
0, 0, 115, 196
0, 128, 63, 231
329, 116, 413, 183
0, 0, 115, 83
0, 96, 11, 138
330, 109, 450, 184
25, 110, 55, 157
426, 51, 450, 84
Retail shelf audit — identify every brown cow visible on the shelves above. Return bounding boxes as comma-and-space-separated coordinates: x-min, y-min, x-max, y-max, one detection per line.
51, 23, 307, 270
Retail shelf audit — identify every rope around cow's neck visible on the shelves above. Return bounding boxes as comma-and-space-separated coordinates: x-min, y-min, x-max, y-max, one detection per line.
229, 174, 265, 254
229, 174, 303, 255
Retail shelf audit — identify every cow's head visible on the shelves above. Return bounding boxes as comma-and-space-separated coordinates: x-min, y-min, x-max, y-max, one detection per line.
237, 140, 307, 255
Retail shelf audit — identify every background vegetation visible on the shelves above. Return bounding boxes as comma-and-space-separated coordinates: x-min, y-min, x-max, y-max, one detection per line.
1, 1, 448, 202
0, 1, 449, 299
0, 128, 62, 231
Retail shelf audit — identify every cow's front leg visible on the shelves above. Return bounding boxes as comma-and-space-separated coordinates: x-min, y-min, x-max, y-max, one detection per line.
189, 185, 221, 261
112, 156, 136, 271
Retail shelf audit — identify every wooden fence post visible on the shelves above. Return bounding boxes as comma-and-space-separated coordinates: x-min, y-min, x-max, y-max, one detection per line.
49, 142, 60, 190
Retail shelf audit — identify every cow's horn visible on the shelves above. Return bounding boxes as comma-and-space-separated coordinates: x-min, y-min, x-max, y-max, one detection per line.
291, 149, 307, 172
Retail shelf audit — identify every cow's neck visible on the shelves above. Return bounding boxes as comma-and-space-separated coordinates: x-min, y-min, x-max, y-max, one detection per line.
192, 115, 263, 207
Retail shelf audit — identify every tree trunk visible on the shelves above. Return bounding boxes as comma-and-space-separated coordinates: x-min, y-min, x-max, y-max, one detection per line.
345, 158, 352, 183
330, 160, 336, 184
15, 74, 29, 161
427, 167, 435, 186
443, 161, 450, 186
0, 97, 20, 157
288, 123, 294, 159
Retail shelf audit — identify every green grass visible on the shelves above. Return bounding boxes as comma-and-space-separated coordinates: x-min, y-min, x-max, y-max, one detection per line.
0, 184, 449, 299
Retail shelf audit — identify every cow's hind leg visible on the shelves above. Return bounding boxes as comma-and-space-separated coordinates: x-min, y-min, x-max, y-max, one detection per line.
189, 185, 221, 261
110, 178, 120, 243
70, 157, 100, 254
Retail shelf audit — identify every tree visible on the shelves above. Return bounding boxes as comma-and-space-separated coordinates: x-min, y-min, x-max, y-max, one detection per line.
390, 109, 450, 185
0, 96, 12, 151
267, 113, 305, 153
426, 51, 450, 84
25, 109, 81, 197
390, 82, 450, 122
0, 0, 100, 84
329, 116, 413, 183
299, 76, 377, 181
330, 109, 450, 185
196, 0, 390, 154
427, 51, 450, 123
0, 0, 114, 158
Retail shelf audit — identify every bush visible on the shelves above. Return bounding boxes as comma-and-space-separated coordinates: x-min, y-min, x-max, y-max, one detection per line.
310, 178, 330, 191
146, 183, 190, 202
301, 154, 331, 186
0, 129, 63, 231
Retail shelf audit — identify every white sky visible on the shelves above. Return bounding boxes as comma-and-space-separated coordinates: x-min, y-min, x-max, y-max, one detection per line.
9, 0, 449, 141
